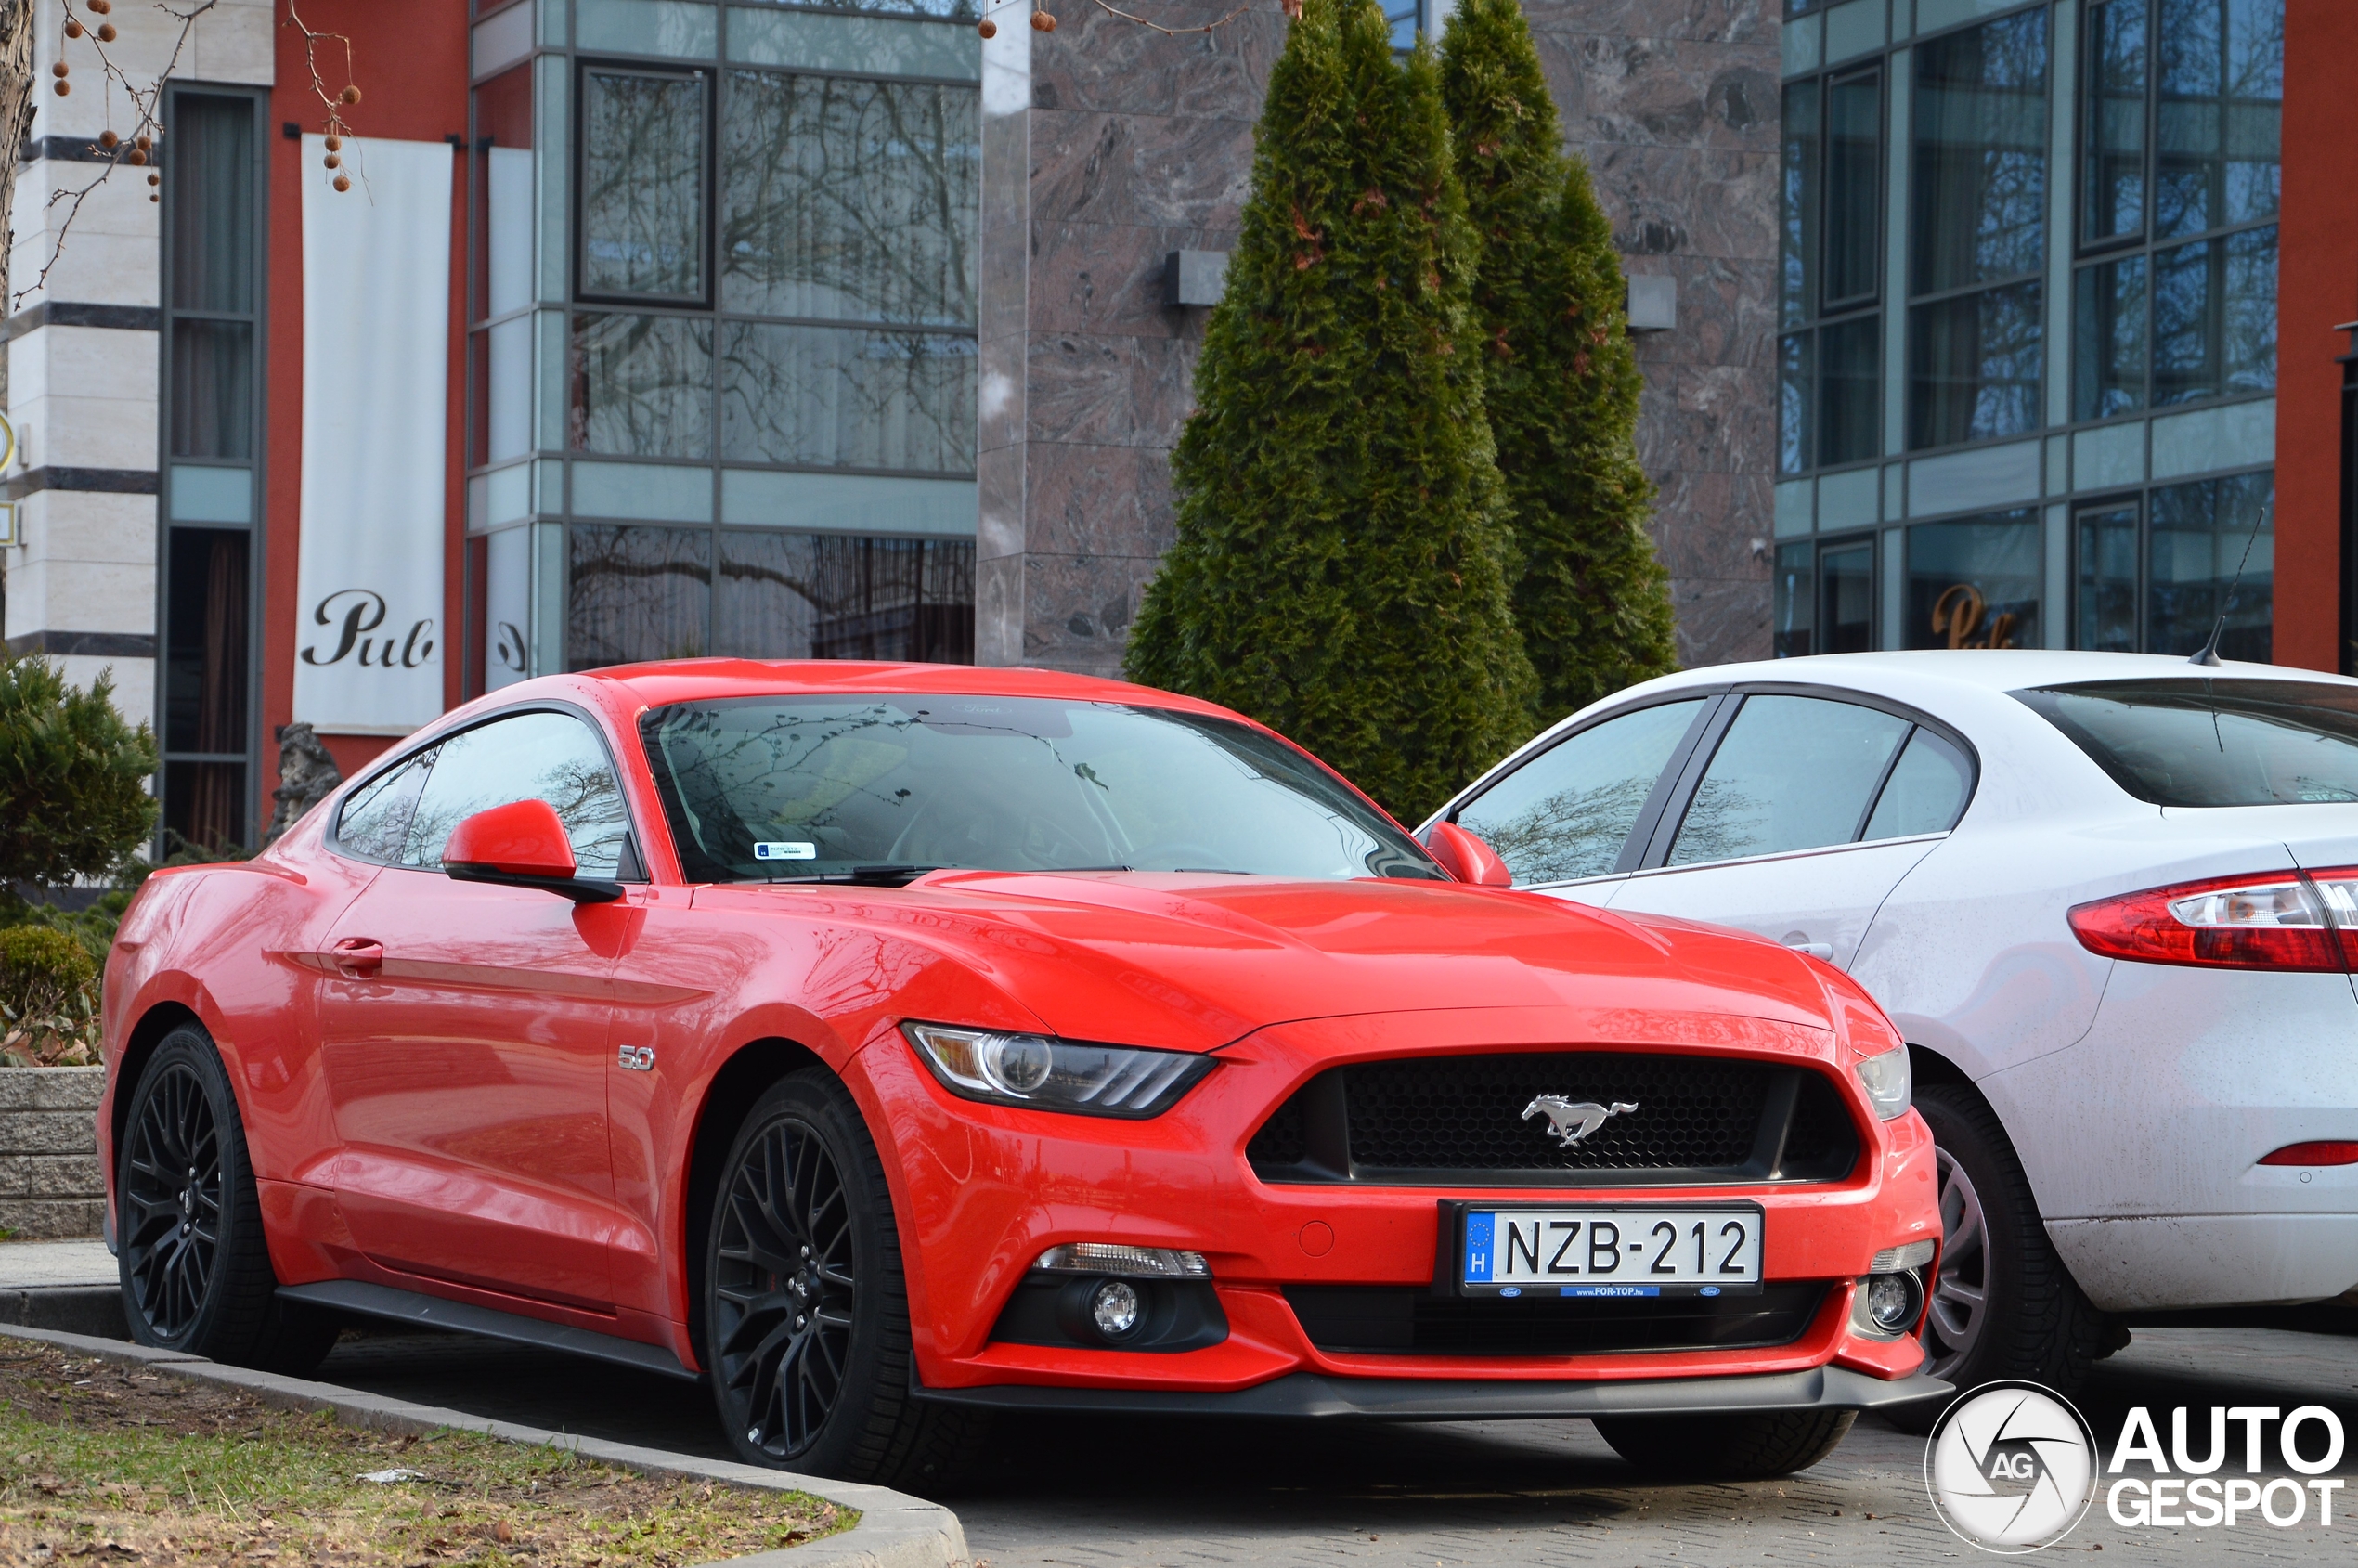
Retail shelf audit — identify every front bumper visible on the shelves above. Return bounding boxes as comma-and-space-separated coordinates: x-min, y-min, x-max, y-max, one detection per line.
857, 1004, 1944, 1395
914, 1362, 1952, 1419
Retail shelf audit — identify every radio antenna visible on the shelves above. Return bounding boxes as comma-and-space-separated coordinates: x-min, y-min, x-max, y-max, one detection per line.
2189, 494, 2274, 667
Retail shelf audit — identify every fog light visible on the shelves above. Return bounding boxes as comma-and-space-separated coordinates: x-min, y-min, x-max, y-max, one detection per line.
1851, 1269, 1925, 1340
1090, 1278, 1141, 1340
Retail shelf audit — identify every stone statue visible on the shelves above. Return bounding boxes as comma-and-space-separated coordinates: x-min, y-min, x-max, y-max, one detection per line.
265, 722, 343, 846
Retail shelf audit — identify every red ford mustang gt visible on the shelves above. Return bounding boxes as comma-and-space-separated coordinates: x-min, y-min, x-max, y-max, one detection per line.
100, 663, 1944, 1484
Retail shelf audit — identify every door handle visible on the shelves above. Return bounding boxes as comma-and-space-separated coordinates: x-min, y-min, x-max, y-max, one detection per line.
1781, 935, 1833, 962
330, 938, 384, 978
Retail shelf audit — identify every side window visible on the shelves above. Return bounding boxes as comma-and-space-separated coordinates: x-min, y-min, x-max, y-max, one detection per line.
399, 711, 631, 877
1862, 727, 1973, 840
1455, 699, 1707, 886
1669, 695, 1911, 866
335, 749, 437, 862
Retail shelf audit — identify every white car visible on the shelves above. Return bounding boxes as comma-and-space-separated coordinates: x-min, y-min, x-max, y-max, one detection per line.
1424, 650, 2358, 1399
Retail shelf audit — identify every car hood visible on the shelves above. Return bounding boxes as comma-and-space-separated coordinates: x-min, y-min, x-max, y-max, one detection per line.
697, 871, 1839, 1053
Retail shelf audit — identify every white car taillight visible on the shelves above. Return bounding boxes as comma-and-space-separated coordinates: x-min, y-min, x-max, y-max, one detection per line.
2068, 870, 2346, 972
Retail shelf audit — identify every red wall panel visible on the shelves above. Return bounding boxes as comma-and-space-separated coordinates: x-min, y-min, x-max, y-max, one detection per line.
2272, 0, 2358, 672
264, 0, 473, 805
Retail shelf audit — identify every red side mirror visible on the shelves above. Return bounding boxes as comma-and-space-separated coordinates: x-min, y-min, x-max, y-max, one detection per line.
1424, 821, 1513, 888
444, 798, 577, 880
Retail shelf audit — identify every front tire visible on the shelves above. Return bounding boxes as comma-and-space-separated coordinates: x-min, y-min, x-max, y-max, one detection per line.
704, 1069, 981, 1486
1891, 1082, 2107, 1430
1594, 1409, 1856, 1479
116, 1025, 340, 1375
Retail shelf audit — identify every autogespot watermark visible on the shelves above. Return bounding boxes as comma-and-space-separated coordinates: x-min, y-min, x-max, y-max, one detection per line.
1924, 1382, 2348, 1553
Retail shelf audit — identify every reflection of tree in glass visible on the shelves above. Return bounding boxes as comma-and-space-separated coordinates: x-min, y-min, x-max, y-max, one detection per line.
569, 528, 711, 668
1477, 775, 1654, 885
580, 73, 706, 298
1669, 776, 1767, 866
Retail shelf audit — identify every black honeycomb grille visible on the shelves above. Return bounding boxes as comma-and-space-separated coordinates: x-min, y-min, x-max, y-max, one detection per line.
1245, 1052, 1859, 1186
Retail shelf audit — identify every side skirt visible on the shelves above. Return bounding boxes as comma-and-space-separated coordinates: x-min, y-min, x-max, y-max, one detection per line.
279, 1280, 699, 1383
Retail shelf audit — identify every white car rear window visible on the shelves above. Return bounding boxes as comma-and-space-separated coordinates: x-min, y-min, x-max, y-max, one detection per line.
2014, 679, 2358, 806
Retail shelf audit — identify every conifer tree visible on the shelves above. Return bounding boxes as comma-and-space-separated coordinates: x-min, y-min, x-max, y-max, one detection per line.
1440, 0, 1677, 725
1125, 0, 1534, 824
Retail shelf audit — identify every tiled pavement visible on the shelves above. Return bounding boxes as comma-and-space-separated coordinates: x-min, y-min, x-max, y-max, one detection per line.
11, 1240, 2353, 1564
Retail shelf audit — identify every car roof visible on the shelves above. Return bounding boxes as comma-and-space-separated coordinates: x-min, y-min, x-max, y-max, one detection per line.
574, 658, 1246, 721
1638, 649, 2358, 700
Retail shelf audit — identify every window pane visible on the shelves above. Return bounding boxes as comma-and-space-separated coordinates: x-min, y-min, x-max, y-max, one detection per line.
2014, 676, 2358, 807
1906, 512, 2041, 650
1781, 79, 1820, 330
168, 95, 254, 315
717, 531, 975, 662
1774, 542, 1815, 657
2076, 501, 2142, 651
720, 323, 977, 473
1862, 728, 1973, 840
569, 525, 713, 668
472, 65, 535, 323
580, 69, 706, 299
1911, 11, 2049, 295
570, 311, 713, 457
1454, 699, 1707, 887
721, 72, 978, 328
2074, 255, 2147, 420
2081, 0, 2148, 245
163, 761, 248, 856
2148, 470, 2272, 659
1819, 315, 1879, 465
1909, 281, 2041, 448
1824, 71, 1880, 309
2152, 225, 2276, 405
163, 527, 249, 756
336, 749, 434, 862
2155, 0, 2283, 240
1820, 541, 1874, 653
1780, 331, 1813, 475
169, 320, 254, 460
1670, 695, 1911, 866
401, 711, 630, 876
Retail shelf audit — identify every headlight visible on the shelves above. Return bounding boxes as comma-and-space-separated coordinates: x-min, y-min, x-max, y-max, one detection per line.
1854, 1042, 1911, 1120
901, 1022, 1215, 1118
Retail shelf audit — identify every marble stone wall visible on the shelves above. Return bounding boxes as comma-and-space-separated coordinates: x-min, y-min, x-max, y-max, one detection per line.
978, 0, 1777, 677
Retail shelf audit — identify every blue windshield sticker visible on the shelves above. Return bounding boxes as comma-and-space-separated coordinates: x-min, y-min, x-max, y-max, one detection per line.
754, 842, 818, 862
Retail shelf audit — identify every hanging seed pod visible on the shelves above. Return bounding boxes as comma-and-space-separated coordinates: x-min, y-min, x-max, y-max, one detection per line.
325, 135, 342, 152
323, 152, 340, 169
332, 174, 351, 192
134, 135, 150, 151
340, 85, 361, 105
97, 130, 118, 149
977, 16, 996, 34
145, 172, 159, 187
50, 60, 68, 77
96, 22, 114, 40
63, 19, 82, 37
1030, 7, 1055, 28
88, 0, 110, 13
126, 149, 145, 166
53, 80, 68, 95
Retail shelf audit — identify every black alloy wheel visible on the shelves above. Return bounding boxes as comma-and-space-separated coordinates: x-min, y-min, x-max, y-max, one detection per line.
120, 1053, 224, 1337
705, 1070, 982, 1485
116, 1026, 341, 1374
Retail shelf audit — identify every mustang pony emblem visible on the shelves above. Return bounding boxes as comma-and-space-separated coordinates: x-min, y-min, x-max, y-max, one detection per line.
1522, 1095, 1639, 1147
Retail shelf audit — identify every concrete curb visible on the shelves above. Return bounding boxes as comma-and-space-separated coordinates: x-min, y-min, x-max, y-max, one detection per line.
0, 1323, 970, 1568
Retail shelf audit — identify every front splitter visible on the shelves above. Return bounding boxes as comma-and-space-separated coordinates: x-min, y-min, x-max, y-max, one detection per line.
913, 1363, 1950, 1420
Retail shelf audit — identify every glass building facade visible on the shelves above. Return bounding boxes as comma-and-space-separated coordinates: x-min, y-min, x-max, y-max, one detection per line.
1776, 0, 2280, 660
463, 0, 980, 693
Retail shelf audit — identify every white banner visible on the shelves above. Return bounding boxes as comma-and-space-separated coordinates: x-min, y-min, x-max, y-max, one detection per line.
294, 136, 452, 734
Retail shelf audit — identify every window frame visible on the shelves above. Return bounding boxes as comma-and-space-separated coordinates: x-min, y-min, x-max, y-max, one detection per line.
1779, 62, 1886, 476
572, 58, 719, 312
327, 697, 649, 880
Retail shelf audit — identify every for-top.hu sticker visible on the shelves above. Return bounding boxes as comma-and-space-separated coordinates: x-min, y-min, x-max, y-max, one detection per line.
1925, 1381, 2099, 1554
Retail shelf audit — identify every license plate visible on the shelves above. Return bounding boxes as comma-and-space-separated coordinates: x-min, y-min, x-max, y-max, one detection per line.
1458, 1205, 1764, 1298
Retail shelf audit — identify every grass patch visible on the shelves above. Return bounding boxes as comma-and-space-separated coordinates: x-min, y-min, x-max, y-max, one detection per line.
0, 1338, 851, 1564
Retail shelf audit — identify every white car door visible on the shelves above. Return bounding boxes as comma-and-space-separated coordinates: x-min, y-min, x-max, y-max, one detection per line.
1600, 692, 1975, 970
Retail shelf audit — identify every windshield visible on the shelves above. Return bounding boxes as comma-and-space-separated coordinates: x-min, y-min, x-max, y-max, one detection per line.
639, 694, 1443, 882
2013, 679, 2358, 807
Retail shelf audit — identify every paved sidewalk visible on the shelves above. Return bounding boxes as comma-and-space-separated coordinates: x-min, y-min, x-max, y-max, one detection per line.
0, 1239, 112, 1288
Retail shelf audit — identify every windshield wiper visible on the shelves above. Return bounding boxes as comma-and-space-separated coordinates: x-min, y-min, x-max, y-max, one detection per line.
761, 864, 946, 887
